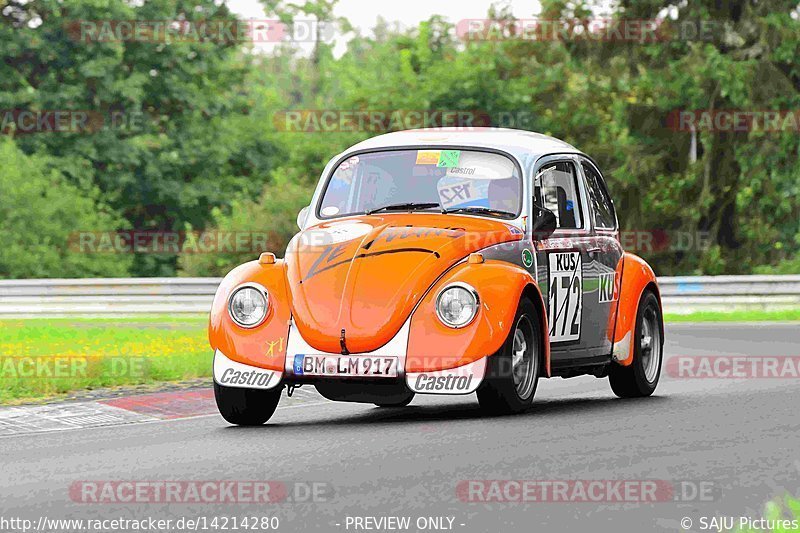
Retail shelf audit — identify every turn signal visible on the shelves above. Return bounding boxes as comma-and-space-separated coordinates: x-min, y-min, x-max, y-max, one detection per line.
467, 253, 484, 264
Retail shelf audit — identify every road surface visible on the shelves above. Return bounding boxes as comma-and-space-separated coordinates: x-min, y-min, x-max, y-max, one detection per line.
1, 323, 798, 533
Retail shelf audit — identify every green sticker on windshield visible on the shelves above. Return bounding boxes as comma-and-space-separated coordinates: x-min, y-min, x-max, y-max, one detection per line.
437, 150, 461, 167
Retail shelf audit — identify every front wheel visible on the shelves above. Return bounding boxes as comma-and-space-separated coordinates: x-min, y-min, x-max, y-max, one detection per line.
214, 382, 282, 425
609, 290, 664, 398
477, 298, 541, 415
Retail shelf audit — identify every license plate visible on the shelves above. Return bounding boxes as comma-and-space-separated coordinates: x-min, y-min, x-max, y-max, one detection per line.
293, 355, 398, 378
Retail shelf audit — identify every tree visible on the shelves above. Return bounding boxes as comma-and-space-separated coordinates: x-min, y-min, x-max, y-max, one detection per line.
0, 138, 132, 278
1, 0, 282, 276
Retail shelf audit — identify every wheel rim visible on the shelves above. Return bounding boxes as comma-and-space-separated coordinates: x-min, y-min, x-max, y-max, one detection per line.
640, 306, 662, 383
511, 315, 537, 400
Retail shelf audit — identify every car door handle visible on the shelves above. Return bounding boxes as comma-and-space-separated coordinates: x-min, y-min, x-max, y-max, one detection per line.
586, 247, 601, 257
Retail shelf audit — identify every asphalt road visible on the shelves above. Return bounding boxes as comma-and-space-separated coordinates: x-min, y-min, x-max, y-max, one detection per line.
1, 323, 798, 533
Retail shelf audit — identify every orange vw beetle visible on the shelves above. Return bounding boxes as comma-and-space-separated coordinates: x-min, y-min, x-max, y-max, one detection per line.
209, 128, 664, 425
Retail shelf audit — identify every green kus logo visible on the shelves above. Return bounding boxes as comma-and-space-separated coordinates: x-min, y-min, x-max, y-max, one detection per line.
521, 248, 534, 268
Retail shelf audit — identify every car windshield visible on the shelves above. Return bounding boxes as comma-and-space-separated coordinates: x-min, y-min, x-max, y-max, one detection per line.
318, 149, 522, 219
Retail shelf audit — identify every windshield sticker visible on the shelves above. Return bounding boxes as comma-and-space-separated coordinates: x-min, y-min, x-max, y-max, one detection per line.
416, 150, 441, 165
449, 151, 516, 180
438, 179, 477, 208
447, 167, 476, 176
321, 206, 340, 217
437, 150, 461, 167
339, 155, 360, 171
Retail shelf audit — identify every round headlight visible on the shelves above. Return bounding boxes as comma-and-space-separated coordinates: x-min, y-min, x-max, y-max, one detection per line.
436, 283, 479, 328
228, 283, 269, 328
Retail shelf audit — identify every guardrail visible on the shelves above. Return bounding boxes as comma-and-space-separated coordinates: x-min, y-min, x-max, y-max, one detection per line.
1, 275, 799, 317
658, 275, 800, 313
0, 278, 219, 317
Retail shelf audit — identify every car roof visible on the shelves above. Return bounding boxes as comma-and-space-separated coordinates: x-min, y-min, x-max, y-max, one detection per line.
343, 127, 582, 163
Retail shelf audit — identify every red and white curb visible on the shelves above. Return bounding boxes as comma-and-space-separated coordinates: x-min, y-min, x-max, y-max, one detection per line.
0, 387, 320, 436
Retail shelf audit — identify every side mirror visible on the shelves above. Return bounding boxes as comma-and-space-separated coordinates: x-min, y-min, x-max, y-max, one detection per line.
296, 206, 310, 229
531, 204, 557, 240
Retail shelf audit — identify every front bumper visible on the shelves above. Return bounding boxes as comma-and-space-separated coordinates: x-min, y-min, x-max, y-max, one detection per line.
213, 349, 283, 390
213, 318, 487, 396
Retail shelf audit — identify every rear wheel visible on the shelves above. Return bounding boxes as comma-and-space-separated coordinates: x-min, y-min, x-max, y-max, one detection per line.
609, 290, 663, 398
477, 298, 541, 414
214, 382, 282, 425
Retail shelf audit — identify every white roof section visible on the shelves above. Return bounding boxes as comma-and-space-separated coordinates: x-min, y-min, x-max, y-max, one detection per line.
343, 128, 581, 162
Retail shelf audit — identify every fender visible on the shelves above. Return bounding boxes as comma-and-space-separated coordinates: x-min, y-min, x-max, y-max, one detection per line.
208, 259, 292, 372
611, 252, 661, 366
406, 260, 551, 376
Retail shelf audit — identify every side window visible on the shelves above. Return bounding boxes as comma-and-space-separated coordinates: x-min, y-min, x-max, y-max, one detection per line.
581, 161, 617, 230
537, 161, 583, 230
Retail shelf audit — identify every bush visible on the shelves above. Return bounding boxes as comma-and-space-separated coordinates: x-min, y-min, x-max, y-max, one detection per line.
0, 139, 132, 278
177, 175, 313, 277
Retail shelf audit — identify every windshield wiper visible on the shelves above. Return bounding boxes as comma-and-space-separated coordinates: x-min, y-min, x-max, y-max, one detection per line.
442, 206, 516, 218
366, 202, 441, 215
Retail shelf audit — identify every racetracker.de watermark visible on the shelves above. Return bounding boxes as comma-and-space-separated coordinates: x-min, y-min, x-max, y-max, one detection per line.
69, 480, 334, 504
456, 17, 729, 44
70, 231, 277, 254
455, 18, 727, 43
1, 109, 149, 135
271, 110, 536, 132
456, 18, 662, 43
666, 109, 800, 132
0, 356, 148, 380
666, 356, 800, 379
68, 228, 712, 255
456, 480, 717, 502
65, 19, 335, 43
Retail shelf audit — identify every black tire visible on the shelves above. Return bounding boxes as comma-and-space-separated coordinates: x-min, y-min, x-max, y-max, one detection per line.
214, 382, 282, 426
374, 392, 415, 408
477, 298, 542, 415
609, 290, 664, 398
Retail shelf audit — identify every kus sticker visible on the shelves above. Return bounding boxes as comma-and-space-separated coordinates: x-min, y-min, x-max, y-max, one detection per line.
598, 272, 617, 303
416, 150, 441, 165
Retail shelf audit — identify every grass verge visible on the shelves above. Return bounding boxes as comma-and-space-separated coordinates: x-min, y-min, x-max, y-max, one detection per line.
2, 308, 798, 404
0, 315, 209, 404
665, 309, 800, 322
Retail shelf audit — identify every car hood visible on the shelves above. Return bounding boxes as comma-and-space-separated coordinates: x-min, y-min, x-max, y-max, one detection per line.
285, 213, 523, 354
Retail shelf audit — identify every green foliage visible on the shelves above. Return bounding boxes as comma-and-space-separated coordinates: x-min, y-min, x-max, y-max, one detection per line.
0, 316, 208, 403
1, 0, 281, 276
2, 0, 799, 277
0, 138, 132, 278
177, 175, 313, 276
737, 494, 800, 533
